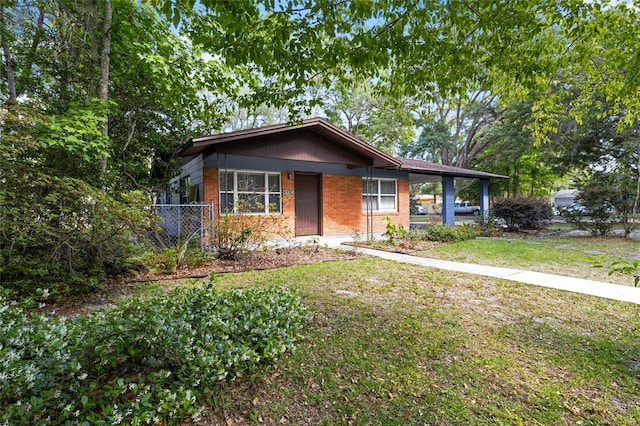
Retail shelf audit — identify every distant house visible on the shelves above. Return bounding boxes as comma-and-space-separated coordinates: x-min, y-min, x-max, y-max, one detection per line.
553, 189, 579, 209
168, 118, 506, 238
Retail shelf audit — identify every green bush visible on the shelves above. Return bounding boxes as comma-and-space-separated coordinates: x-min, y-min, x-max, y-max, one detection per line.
565, 185, 616, 236
493, 196, 552, 230
426, 224, 478, 242
383, 217, 407, 245
0, 177, 154, 298
0, 284, 307, 425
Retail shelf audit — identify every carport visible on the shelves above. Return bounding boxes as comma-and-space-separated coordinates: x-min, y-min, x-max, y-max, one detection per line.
397, 158, 508, 226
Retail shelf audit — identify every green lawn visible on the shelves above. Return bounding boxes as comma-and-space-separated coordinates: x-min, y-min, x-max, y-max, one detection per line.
196, 258, 640, 425
415, 235, 640, 286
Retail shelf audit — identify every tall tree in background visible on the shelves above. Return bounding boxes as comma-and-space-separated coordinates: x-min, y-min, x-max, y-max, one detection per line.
322, 79, 415, 155
399, 90, 498, 168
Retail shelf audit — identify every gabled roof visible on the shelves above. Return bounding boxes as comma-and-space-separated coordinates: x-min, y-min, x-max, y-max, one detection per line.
179, 117, 507, 180
179, 118, 402, 169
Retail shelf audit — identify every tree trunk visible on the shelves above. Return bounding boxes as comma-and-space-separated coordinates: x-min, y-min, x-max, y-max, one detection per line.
23, 3, 45, 84
98, 0, 112, 187
0, 3, 17, 102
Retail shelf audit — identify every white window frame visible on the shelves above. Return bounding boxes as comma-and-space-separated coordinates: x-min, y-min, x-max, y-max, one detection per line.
362, 178, 397, 212
219, 170, 282, 214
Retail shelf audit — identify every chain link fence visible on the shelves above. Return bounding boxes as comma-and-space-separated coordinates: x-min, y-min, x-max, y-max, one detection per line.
147, 203, 214, 250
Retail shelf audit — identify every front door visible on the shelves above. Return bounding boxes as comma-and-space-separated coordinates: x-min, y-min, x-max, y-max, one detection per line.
295, 173, 321, 236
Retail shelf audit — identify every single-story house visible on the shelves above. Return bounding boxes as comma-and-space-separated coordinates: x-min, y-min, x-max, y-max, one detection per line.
553, 189, 579, 209
167, 118, 506, 238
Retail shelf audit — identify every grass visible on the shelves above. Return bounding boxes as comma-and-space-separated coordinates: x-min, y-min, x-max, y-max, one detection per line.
414, 235, 640, 286
191, 258, 640, 425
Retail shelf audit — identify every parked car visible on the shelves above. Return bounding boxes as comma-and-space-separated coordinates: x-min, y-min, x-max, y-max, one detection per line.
415, 206, 428, 215
454, 202, 480, 215
560, 202, 588, 216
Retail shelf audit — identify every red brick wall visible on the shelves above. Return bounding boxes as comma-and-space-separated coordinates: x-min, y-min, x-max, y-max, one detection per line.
322, 174, 410, 236
202, 167, 410, 238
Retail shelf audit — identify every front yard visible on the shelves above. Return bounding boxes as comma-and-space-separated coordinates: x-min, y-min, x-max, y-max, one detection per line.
3, 235, 639, 424
198, 258, 639, 425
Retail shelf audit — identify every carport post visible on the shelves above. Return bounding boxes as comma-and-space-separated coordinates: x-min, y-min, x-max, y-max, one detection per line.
479, 178, 490, 214
441, 176, 455, 226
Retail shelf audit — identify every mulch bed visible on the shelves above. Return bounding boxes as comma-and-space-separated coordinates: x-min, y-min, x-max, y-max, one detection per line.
130, 245, 364, 281
47, 246, 363, 316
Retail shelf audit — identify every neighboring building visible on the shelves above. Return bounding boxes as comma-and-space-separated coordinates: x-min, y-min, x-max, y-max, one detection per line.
553, 189, 579, 209
168, 118, 506, 238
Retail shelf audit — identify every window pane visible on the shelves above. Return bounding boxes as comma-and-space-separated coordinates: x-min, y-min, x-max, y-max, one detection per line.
237, 172, 265, 192
219, 172, 234, 191
268, 174, 280, 192
380, 180, 396, 194
238, 193, 265, 213
219, 193, 235, 213
268, 194, 281, 212
380, 196, 396, 210
362, 179, 375, 194
362, 196, 378, 211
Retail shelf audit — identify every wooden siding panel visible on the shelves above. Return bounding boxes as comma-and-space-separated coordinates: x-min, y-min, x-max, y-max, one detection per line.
216, 129, 372, 166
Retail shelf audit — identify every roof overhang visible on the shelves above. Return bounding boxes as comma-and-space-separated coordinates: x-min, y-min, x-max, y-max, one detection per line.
397, 158, 509, 183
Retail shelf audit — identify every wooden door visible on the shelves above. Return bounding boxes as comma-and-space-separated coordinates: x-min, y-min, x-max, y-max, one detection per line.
295, 173, 320, 236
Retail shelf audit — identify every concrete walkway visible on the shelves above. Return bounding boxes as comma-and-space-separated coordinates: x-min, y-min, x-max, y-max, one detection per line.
314, 236, 640, 305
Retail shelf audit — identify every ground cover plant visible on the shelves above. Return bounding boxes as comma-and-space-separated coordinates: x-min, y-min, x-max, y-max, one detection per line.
0, 285, 307, 424
179, 259, 640, 425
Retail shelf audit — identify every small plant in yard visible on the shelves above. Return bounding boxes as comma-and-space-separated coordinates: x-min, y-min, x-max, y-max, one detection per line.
212, 200, 290, 260
0, 283, 307, 425
592, 255, 640, 287
383, 216, 407, 245
426, 223, 478, 242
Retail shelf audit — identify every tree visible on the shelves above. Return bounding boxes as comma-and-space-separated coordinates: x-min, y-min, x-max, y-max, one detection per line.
471, 101, 562, 198
322, 79, 416, 155
153, 0, 640, 137
0, 0, 238, 293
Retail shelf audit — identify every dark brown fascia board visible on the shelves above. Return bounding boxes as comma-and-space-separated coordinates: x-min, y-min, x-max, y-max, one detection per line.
181, 118, 402, 169
396, 158, 508, 180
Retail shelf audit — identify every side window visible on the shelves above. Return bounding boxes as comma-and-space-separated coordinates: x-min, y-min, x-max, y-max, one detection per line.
362, 178, 397, 212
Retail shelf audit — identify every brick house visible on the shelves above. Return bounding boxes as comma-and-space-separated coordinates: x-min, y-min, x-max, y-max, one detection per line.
168, 118, 505, 238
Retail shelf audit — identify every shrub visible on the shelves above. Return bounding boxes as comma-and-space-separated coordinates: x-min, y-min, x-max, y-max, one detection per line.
0, 179, 154, 299
212, 209, 290, 260
566, 185, 616, 236
493, 197, 552, 230
383, 217, 407, 245
426, 224, 478, 242
0, 284, 307, 425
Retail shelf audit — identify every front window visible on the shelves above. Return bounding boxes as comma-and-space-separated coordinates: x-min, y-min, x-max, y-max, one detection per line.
219, 170, 281, 214
362, 178, 397, 212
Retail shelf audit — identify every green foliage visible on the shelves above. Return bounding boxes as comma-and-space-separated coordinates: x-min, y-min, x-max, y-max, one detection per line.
0, 175, 154, 298
212, 209, 290, 260
138, 242, 211, 275
383, 217, 407, 245
493, 197, 553, 230
0, 284, 307, 424
592, 256, 640, 288
473, 209, 503, 237
426, 224, 478, 243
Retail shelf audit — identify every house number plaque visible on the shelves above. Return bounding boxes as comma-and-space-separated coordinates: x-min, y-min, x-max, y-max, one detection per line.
283, 189, 295, 195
